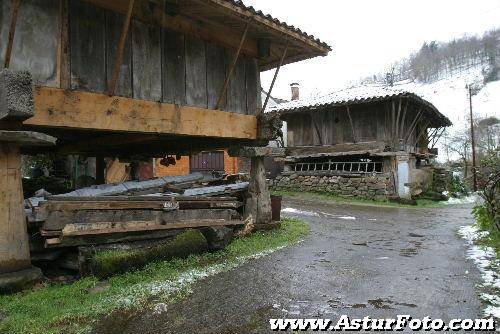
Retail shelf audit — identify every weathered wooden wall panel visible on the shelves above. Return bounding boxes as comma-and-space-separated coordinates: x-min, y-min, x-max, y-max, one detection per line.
132, 20, 162, 101
106, 10, 133, 97
185, 36, 208, 108
285, 102, 433, 149
245, 57, 260, 115
206, 42, 226, 110
70, 1, 106, 92
0, 2, 7, 67
162, 29, 186, 105
302, 114, 313, 145
375, 105, 386, 141
353, 106, 376, 142
227, 52, 246, 114
0, 0, 59, 87
331, 109, 343, 145
1, 0, 262, 118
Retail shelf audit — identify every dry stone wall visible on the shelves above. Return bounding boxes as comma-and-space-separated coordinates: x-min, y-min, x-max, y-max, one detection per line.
271, 173, 392, 200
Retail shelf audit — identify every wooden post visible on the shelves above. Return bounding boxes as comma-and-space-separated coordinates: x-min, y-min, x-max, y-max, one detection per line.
58, 0, 71, 89
398, 99, 408, 146
413, 120, 431, 148
468, 85, 478, 192
346, 106, 357, 143
0, 144, 32, 274
394, 98, 403, 148
108, 0, 135, 96
4, 0, 21, 69
262, 41, 289, 112
215, 22, 250, 110
95, 156, 106, 185
245, 156, 272, 225
0, 132, 56, 292
404, 107, 424, 145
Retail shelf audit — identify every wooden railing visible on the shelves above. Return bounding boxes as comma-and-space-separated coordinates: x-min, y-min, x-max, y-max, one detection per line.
289, 161, 383, 174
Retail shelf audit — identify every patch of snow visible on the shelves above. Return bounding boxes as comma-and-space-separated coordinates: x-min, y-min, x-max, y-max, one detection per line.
338, 216, 356, 220
458, 225, 500, 319
482, 294, 500, 319
152, 303, 168, 315
376, 257, 389, 260
108, 245, 288, 309
282, 207, 320, 217
445, 194, 479, 205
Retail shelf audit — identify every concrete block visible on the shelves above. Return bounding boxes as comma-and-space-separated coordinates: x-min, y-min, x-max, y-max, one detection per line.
0, 69, 35, 121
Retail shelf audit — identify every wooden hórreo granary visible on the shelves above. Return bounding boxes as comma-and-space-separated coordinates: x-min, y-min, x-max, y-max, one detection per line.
270, 86, 451, 199
0, 0, 330, 291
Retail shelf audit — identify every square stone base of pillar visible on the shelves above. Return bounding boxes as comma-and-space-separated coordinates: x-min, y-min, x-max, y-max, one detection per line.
0, 266, 42, 294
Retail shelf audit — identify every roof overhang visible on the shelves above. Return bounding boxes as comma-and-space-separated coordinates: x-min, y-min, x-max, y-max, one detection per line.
85, 0, 331, 71
277, 93, 452, 128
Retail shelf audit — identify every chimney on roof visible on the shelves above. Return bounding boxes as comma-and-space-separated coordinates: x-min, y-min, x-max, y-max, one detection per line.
290, 83, 300, 101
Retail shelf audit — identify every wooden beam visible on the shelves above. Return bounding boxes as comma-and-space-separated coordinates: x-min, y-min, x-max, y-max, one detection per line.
200, 0, 330, 55
311, 114, 323, 145
61, 219, 244, 237
346, 106, 357, 143
394, 98, 402, 147
413, 120, 431, 148
390, 100, 396, 147
404, 107, 424, 144
108, 0, 135, 96
215, 22, 250, 110
56, 134, 161, 154
262, 41, 289, 112
431, 127, 446, 149
3, 0, 20, 68
85, 0, 259, 59
25, 87, 258, 140
398, 100, 408, 144
228, 146, 286, 157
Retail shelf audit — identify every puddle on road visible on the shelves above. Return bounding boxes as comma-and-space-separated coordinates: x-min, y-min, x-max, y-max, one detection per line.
368, 298, 394, 309
367, 298, 418, 310
399, 247, 418, 257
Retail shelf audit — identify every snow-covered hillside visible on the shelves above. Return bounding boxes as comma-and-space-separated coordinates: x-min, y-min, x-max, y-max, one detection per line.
393, 67, 500, 127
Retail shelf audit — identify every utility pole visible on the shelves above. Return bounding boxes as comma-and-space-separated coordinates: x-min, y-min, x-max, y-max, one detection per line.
467, 84, 478, 192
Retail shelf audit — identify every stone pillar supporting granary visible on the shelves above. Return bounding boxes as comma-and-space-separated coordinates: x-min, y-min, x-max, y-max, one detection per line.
0, 0, 330, 289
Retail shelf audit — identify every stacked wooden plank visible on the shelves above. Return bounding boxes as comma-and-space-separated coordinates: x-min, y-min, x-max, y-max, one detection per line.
25, 174, 249, 262
37, 196, 244, 248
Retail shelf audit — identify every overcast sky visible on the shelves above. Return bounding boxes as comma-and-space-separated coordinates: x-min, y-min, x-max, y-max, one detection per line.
245, 0, 500, 101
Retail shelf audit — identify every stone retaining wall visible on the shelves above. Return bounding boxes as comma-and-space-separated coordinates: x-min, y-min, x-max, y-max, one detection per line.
270, 173, 393, 200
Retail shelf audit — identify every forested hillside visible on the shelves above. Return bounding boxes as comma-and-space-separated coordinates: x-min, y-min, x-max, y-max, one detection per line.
362, 29, 500, 85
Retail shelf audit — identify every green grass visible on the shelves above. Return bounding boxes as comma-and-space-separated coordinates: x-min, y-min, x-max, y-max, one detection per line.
90, 230, 208, 278
473, 204, 500, 255
272, 189, 445, 208
0, 218, 309, 334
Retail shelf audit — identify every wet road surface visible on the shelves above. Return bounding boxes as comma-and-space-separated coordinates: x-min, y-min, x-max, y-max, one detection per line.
93, 197, 484, 333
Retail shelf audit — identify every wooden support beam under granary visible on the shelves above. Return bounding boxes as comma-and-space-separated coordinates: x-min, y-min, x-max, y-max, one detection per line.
0, 0, 330, 291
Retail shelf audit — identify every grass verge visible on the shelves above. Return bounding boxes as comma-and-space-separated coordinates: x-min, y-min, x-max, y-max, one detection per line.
473, 204, 500, 256
272, 189, 445, 208
0, 218, 309, 334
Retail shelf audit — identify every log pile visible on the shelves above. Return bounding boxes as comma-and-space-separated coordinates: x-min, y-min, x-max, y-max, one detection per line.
25, 173, 249, 275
